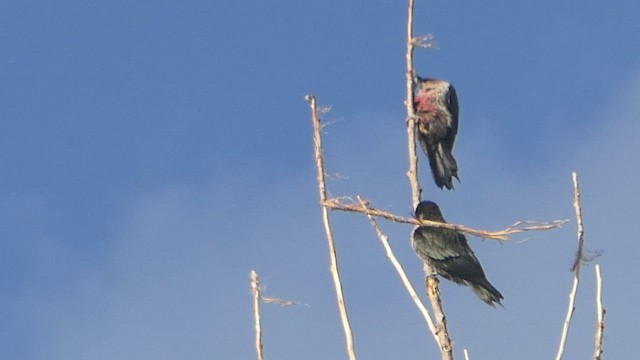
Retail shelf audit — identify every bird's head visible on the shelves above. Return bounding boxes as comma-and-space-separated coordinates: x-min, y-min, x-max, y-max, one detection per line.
414, 200, 446, 222
418, 78, 450, 95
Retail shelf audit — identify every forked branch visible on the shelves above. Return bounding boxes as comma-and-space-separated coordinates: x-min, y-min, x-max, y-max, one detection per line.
357, 197, 439, 344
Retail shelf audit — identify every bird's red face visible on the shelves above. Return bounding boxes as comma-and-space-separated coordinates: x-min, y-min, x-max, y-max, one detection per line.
414, 88, 436, 113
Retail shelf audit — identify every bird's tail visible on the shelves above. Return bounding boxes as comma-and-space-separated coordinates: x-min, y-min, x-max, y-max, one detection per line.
470, 281, 504, 307
428, 144, 459, 190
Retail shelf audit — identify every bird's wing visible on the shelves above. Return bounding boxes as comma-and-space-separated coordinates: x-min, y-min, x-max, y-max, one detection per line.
441, 233, 488, 281
413, 227, 463, 262
414, 227, 487, 280
445, 84, 459, 150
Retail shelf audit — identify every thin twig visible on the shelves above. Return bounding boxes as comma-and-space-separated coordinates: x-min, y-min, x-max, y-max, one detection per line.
555, 172, 585, 360
260, 295, 300, 307
405, 1, 452, 358
414, 34, 436, 49
305, 95, 358, 360
250, 270, 264, 360
357, 197, 439, 344
324, 197, 567, 241
593, 264, 605, 360
463, 349, 470, 360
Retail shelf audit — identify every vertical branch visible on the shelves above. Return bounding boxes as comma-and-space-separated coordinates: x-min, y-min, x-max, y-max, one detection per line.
424, 274, 452, 359
593, 264, 605, 360
250, 270, 264, 360
305, 95, 358, 360
571, 172, 585, 272
555, 172, 585, 360
405, 0, 421, 207
405, 1, 452, 359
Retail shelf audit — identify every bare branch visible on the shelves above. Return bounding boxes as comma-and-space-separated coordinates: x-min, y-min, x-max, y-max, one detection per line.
405, 0, 422, 208
424, 272, 452, 358
305, 94, 358, 360
250, 270, 264, 360
324, 197, 567, 241
357, 197, 439, 344
571, 172, 586, 271
405, 1, 452, 358
463, 348, 470, 360
555, 172, 586, 360
593, 264, 606, 360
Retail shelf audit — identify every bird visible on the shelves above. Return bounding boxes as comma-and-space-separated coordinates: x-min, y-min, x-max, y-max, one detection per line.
412, 201, 503, 306
413, 77, 460, 190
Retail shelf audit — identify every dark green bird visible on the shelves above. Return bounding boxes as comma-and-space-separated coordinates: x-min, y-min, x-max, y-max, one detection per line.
412, 201, 503, 306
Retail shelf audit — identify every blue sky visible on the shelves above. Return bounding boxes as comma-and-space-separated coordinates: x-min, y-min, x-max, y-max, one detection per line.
2, 1, 639, 359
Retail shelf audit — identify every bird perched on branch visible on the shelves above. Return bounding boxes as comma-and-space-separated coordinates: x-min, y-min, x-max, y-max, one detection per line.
412, 201, 503, 306
413, 77, 459, 190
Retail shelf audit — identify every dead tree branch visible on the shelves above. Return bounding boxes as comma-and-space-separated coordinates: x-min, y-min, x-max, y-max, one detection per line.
250, 270, 264, 360
305, 94, 358, 360
324, 197, 567, 241
405, 0, 421, 207
593, 264, 606, 360
570, 172, 586, 272
405, 0, 452, 358
555, 172, 586, 360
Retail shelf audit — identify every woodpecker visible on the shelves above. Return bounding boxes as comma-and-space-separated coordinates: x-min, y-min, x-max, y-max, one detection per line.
413, 77, 459, 190
412, 201, 503, 306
